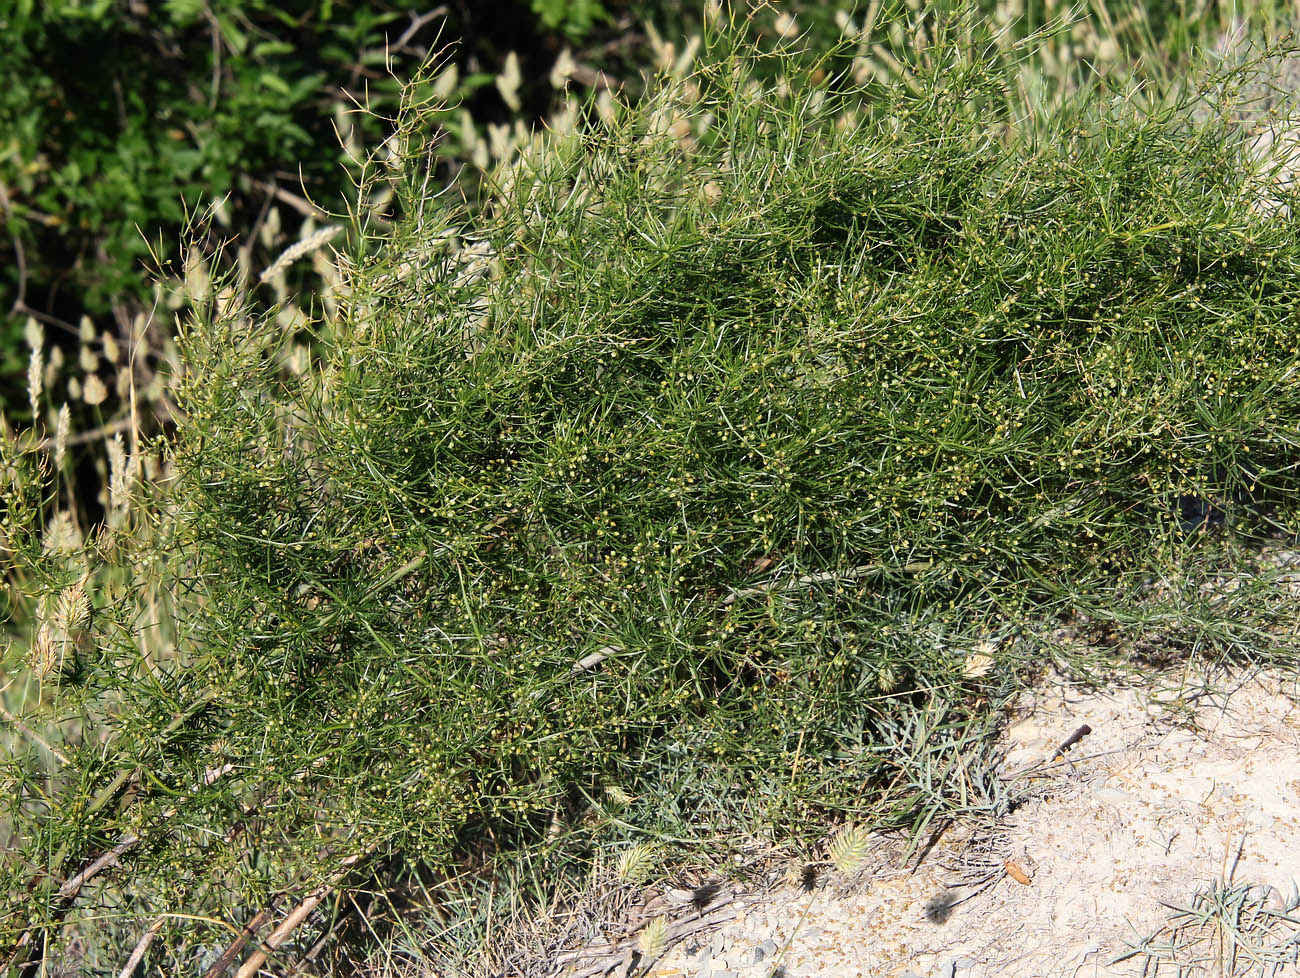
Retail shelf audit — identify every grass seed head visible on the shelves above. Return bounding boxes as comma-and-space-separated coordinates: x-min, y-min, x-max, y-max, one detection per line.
615, 843, 659, 885
82, 374, 108, 406
53, 404, 70, 470
637, 915, 669, 958
829, 824, 873, 875
54, 575, 93, 635
604, 784, 634, 809
28, 622, 74, 684
27, 347, 43, 419
43, 511, 81, 556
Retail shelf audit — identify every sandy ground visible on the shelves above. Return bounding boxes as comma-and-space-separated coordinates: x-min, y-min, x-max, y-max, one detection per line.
574, 666, 1300, 978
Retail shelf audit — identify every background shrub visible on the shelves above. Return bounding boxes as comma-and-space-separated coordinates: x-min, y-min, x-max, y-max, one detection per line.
0, 0, 658, 416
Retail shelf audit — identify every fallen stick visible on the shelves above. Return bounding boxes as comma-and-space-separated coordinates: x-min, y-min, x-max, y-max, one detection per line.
1052, 723, 1093, 760
4, 762, 236, 977
200, 900, 283, 978
116, 917, 165, 978
721, 560, 935, 606
232, 849, 374, 978
552, 894, 739, 978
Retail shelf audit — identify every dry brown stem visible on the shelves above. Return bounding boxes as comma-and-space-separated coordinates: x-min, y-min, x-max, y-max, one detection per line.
116, 917, 165, 978
231, 848, 376, 978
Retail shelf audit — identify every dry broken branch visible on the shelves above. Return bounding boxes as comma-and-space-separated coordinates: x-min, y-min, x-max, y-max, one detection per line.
551, 888, 739, 978
232, 848, 376, 978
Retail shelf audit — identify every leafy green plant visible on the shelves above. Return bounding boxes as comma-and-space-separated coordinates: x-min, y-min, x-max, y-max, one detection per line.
3, 5, 1300, 975
532, 0, 611, 40
0, 0, 638, 420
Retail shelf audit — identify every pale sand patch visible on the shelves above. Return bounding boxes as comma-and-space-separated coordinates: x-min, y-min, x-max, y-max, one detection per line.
631, 667, 1300, 978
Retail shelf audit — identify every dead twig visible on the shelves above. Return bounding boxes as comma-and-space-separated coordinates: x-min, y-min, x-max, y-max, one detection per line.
0, 705, 71, 766
284, 892, 364, 977
0, 181, 28, 313
249, 178, 328, 221
32, 416, 134, 454
232, 848, 376, 978
201, 900, 284, 978
3, 763, 236, 977
571, 646, 618, 674
116, 917, 165, 978
552, 890, 738, 978
721, 561, 935, 607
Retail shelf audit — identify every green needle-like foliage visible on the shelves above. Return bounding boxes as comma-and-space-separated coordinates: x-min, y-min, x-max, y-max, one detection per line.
4, 7, 1300, 971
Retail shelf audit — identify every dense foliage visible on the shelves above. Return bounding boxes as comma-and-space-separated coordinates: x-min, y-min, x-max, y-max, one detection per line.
0, 0, 646, 411
3, 4, 1300, 975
